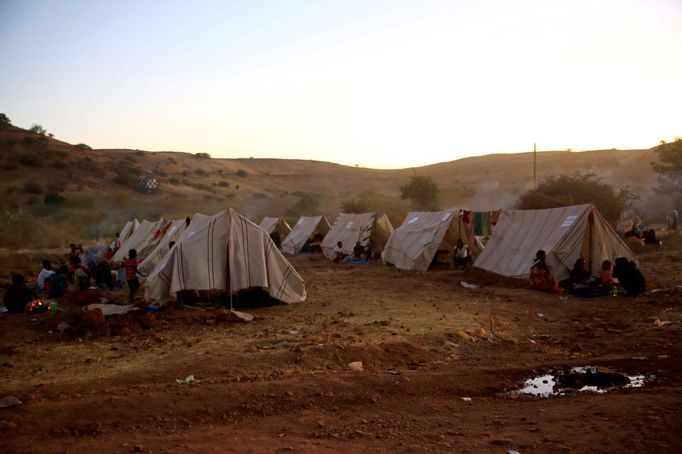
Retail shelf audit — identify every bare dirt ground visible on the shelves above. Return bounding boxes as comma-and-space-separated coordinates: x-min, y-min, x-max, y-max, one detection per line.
1, 233, 681, 453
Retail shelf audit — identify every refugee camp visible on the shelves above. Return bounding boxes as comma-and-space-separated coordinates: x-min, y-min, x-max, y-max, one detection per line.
1, 1, 681, 452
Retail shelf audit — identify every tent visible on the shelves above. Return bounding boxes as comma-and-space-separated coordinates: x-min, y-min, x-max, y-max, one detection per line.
145, 209, 306, 306
118, 219, 139, 243
382, 209, 480, 271
280, 216, 331, 255
259, 217, 292, 247
111, 219, 166, 264
320, 212, 394, 259
137, 218, 188, 279
473, 204, 636, 280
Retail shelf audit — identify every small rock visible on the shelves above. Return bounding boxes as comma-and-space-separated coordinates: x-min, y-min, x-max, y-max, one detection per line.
348, 361, 363, 372
0, 396, 22, 409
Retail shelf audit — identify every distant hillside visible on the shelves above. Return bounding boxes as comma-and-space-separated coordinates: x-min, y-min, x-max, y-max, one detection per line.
0, 123, 669, 247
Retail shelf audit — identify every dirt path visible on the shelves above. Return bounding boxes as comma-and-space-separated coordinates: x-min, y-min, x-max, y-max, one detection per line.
2, 235, 682, 453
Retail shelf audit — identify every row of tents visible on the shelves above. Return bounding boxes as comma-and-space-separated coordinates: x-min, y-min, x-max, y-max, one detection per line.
113, 203, 636, 308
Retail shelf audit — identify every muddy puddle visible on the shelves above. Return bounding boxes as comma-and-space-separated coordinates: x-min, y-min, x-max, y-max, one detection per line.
514, 366, 655, 397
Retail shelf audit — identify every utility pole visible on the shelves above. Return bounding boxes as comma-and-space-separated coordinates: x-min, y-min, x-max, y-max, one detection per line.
533, 142, 537, 189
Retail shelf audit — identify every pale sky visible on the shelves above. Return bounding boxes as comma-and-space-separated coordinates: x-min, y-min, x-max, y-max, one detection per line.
1, 0, 681, 168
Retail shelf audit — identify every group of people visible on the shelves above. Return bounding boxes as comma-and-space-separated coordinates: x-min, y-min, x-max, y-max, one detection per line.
529, 250, 646, 296
331, 240, 377, 263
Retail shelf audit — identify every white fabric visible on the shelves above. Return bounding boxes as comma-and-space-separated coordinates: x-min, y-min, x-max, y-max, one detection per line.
320, 212, 394, 260
137, 219, 188, 280
382, 209, 479, 271
36, 269, 55, 289
145, 209, 306, 306
112, 219, 165, 264
118, 219, 139, 243
280, 216, 331, 255
473, 204, 636, 280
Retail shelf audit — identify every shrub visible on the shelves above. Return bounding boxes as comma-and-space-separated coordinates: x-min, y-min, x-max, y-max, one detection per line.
168, 177, 180, 185
517, 172, 638, 223
399, 175, 440, 210
24, 182, 43, 194
44, 193, 66, 205
167, 157, 177, 164
195, 152, 211, 159
16, 152, 42, 167
0, 113, 10, 125
194, 168, 208, 176
29, 124, 47, 135
74, 143, 92, 150
216, 180, 230, 187
236, 169, 248, 177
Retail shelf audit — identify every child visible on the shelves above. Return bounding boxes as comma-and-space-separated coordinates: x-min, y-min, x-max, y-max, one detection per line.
599, 260, 614, 285
35, 260, 55, 291
124, 249, 140, 302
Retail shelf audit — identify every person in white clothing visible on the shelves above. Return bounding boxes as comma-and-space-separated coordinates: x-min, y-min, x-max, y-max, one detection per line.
35, 260, 55, 290
453, 239, 472, 267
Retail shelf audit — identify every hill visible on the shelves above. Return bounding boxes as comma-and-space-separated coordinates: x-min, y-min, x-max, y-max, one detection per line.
0, 123, 669, 247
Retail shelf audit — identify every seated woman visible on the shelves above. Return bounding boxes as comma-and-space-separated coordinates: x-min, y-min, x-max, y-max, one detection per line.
564, 258, 597, 295
613, 257, 646, 296
529, 250, 559, 293
453, 239, 472, 267
363, 241, 376, 261
599, 260, 614, 285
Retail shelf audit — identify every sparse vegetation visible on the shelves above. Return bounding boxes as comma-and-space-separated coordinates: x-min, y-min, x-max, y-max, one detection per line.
195, 152, 211, 159
517, 172, 638, 223
399, 175, 440, 210
194, 168, 208, 176
74, 143, 92, 150
0, 113, 10, 125
652, 138, 682, 196
44, 192, 66, 205
29, 124, 47, 135
236, 169, 248, 177
216, 180, 230, 187
16, 152, 42, 167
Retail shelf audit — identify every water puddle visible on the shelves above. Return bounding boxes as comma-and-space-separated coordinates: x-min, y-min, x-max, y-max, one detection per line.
514, 365, 655, 397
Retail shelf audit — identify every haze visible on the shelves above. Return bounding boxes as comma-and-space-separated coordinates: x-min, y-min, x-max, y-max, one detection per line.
1, 0, 681, 169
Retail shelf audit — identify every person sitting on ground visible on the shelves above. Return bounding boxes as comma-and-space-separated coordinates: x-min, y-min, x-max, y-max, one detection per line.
47, 265, 68, 298
644, 229, 661, 247
124, 249, 140, 302
599, 260, 614, 285
565, 258, 598, 295
453, 239, 472, 266
363, 240, 376, 261
331, 241, 347, 263
352, 241, 364, 260
529, 250, 560, 293
69, 255, 89, 291
35, 260, 55, 291
3, 274, 35, 313
613, 257, 646, 296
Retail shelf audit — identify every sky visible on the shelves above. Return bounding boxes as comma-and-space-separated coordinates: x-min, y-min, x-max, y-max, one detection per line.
1, 0, 681, 169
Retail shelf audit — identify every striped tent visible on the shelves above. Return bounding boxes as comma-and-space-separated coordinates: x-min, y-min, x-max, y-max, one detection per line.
280, 216, 331, 255
259, 217, 292, 247
145, 209, 306, 306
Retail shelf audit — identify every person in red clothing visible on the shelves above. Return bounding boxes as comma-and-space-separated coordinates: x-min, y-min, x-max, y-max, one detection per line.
124, 249, 140, 302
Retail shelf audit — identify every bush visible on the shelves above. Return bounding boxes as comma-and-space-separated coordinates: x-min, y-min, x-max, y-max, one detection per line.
216, 180, 230, 187
44, 193, 66, 205
517, 172, 638, 223
29, 124, 47, 135
195, 152, 211, 159
0, 113, 10, 125
399, 175, 440, 210
74, 143, 92, 150
236, 169, 248, 177
194, 168, 208, 176
24, 182, 43, 194
167, 157, 177, 164
16, 152, 42, 167
168, 177, 180, 185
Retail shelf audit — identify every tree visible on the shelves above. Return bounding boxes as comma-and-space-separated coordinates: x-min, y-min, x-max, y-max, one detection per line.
0, 113, 10, 125
399, 175, 440, 210
517, 172, 638, 223
652, 138, 682, 195
29, 124, 46, 135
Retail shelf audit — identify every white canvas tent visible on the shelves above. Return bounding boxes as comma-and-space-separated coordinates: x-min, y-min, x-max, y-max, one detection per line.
382, 209, 479, 271
259, 217, 292, 247
137, 218, 188, 279
111, 219, 166, 264
145, 209, 306, 306
118, 219, 139, 244
280, 216, 331, 255
473, 204, 636, 280
321, 212, 394, 259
